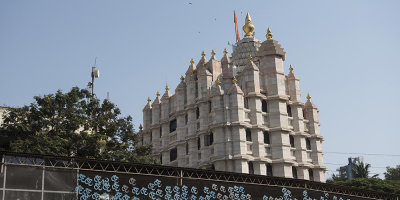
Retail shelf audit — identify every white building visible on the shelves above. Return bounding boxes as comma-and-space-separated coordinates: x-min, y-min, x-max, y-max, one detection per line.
139, 13, 326, 182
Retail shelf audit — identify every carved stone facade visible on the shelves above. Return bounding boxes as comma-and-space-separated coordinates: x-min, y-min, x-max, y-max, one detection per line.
139, 27, 326, 182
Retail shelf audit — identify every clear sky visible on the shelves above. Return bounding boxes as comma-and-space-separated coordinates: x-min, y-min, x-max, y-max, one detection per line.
1, 0, 399, 180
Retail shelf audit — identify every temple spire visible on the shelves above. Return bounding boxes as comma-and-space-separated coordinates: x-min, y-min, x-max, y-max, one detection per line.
223, 48, 228, 55
266, 27, 273, 40
242, 13, 255, 37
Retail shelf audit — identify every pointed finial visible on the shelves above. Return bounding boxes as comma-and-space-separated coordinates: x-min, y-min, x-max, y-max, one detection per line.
307, 93, 311, 100
190, 58, 195, 65
211, 49, 216, 56
216, 79, 221, 86
147, 97, 151, 102
223, 48, 228, 55
245, 12, 252, 21
247, 54, 253, 61
266, 27, 273, 40
139, 124, 143, 130
156, 91, 160, 97
165, 84, 169, 91
242, 13, 254, 37
180, 75, 185, 81
201, 51, 206, 57
289, 65, 293, 72
232, 77, 237, 84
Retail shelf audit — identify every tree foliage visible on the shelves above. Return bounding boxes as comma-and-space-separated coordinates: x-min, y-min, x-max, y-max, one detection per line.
0, 87, 154, 164
328, 163, 400, 195
351, 161, 379, 179
327, 178, 400, 195
384, 165, 400, 181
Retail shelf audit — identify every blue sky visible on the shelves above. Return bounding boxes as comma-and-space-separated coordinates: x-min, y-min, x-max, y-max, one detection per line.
1, 0, 399, 179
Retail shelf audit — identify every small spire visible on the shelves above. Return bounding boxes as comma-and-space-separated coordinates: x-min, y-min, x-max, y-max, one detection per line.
201, 51, 206, 57
223, 48, 228, 55
156, 91, 160, 97
232, 77, 237, 84
242, 13, 254, 37
165, 84, 169, 91
139, 124, 143, 130
216, 79, 221, 86
289, 65, 293, 72
247, 54, 253, 61
306, 93, 311, 100
147, 97, 151, 102
211, 49, 216, 56
266, 27, 273, 40
190, 58, 195, 65
180, 75, 185, 81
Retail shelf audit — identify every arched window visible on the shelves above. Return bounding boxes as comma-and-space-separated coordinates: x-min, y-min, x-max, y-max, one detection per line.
196, 107, 200, 119
209, 101, 212, 113
185, 114, 188, 125
292, 166, 298, 179
246, 129, 252, 141
197, 137, 201, 150
262, 100, 267, 112
287, 104, 292, 117
302, 108, 306, 119
290, 135, 295, 148
150, 132, 152, 141
306, 138, 311, 150
309, 169, 314, 181
170, 148, 177, 162
170, 119, 177, 133
160, 155, 162, 164
211, 164, 215, 171
248, 162, 254, 174
160, 127, 162, 138
264, 131, 270, 144
266, 164, 273, 176
186, 143, 189, 155
210, 132, 214, 145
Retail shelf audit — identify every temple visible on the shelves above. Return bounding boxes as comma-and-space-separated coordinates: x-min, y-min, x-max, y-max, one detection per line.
139, 13, 326, 182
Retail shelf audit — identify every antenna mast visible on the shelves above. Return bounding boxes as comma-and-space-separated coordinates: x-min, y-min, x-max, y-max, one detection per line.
88, 57, 100, 99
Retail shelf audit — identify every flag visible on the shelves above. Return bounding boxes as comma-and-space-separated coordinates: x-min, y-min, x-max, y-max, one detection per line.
234, 11, 240, 42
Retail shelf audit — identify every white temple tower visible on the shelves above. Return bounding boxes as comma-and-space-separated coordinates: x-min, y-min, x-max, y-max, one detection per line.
138, 13, 326, 182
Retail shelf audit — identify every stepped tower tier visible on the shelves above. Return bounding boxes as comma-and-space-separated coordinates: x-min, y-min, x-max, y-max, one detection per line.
139, 13, 326, 182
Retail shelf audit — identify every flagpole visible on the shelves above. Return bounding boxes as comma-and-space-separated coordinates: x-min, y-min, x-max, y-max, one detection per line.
234, 10, 237, 43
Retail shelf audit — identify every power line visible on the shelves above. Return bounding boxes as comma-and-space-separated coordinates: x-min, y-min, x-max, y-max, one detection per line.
324, 163, 387, 169
324, 151, 400, 157
326, 170, 380, 175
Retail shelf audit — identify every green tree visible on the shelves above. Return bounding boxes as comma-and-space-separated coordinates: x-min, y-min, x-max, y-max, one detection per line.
0, 87, 154, 163
327, 178, 400, 195
351, 161, 379, 179
326, 173, 347, 184
385, 165, 400, 181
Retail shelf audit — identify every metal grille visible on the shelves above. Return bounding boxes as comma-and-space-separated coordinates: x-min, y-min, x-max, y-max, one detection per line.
1, 151, 398, 200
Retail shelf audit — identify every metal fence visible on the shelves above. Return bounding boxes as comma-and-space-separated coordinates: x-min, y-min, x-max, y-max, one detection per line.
0, 151, 398, 200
